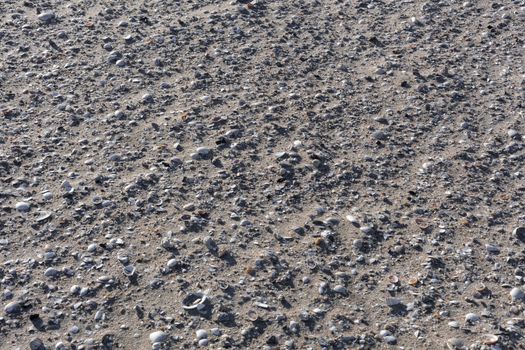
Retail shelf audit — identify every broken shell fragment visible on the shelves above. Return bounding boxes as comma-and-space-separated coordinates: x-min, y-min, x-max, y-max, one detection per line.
181, 292, 208, 310
122, 265, 136, 277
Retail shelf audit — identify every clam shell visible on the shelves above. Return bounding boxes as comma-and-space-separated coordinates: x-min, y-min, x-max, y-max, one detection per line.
247, 309, 259, 321
181, 292, 207, 310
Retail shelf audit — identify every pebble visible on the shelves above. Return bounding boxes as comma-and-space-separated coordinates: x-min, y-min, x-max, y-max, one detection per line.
38, 11, 55, 22
508, 129, 520, 138
196, 147, 211, 156
464, 312, 480, 323
196, 329, 208, 339
386, 297, 402, 307
513, 227, 525, 241
29, 338, 46, 350
44, 267, 59, 278
447, 338, 464, 349
4, 301, 21, 314
149, 331, 168, 344
166, 258, 177, 269
332, 285, 347, 294
485, 244, 500, 253
1, 1, 523, 348
448, 321, 460, 328
510, 287, 525, 301
142, 93, 153, 103
15, 201, 30, 212
359, 226, 373, 234
383, 335, 397, 344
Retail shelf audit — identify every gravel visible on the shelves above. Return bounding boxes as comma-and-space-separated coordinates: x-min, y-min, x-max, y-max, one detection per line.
1, 1, 524, 349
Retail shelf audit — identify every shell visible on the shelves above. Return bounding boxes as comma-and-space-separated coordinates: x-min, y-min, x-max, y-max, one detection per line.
181, 292, 207, 310
247, 309, 259, 321
122, 265, 136, 277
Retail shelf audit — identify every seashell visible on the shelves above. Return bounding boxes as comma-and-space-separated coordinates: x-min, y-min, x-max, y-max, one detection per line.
475, 283, 487, 293
36, 211, 52, 222
61, 180, 74, 193
117, 254, 129, 264
306, 260, 318, 270
122, 265, 136, 277
513, 227, 525, 241
182, 292, 207, 310
408, 277, 419, 286
247, 309, 259, 321
388, 275, 399, 284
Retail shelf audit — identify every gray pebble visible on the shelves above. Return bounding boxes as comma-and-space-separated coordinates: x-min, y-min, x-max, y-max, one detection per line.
149, 331, 168, 343
4, 301, 21, 314
38, 11, 55, 22
510, 287, 525, 301
464, 313, 480, 323
44, 267, 59, 278
196, 329, 208, 339
15, 201, 30, 212
332, 285, 347, 294
383, 335, 397, 344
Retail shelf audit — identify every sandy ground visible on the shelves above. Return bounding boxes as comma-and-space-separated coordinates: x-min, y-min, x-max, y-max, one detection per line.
1, 0, 525, 349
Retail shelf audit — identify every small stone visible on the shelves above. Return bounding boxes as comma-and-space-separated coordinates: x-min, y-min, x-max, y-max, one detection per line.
510, 287, 525, 301
482, 334, 499, 345
448, 321, 460, 328
203, 236, 218, 252
196, 147, 211, 156
198, 338, 209, 347
142, 93, 153, 103
166, 259, 177, 269
464, 312, 480, 323
446, 338, 464, 349
196, 329, 208, 340
508, 129, 520, 139
485, 244, 500, 253
149, 331, 168, 344
513, 227, 525, 241
38, 11, 55, 22
383, 335, 397, 344
346, 214, 359, 224
386, 297, 402, 307
360, 226, 373, 234
44, 267, 59, 278
15, 201, 30, 212
183, 203, 195, 211
379, 330, 392, 337
4, 301, 21, 314
115, 59, 127, 67
372, 130, 387, 140
30, 338, 46, 350
333, 285, 347, 294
